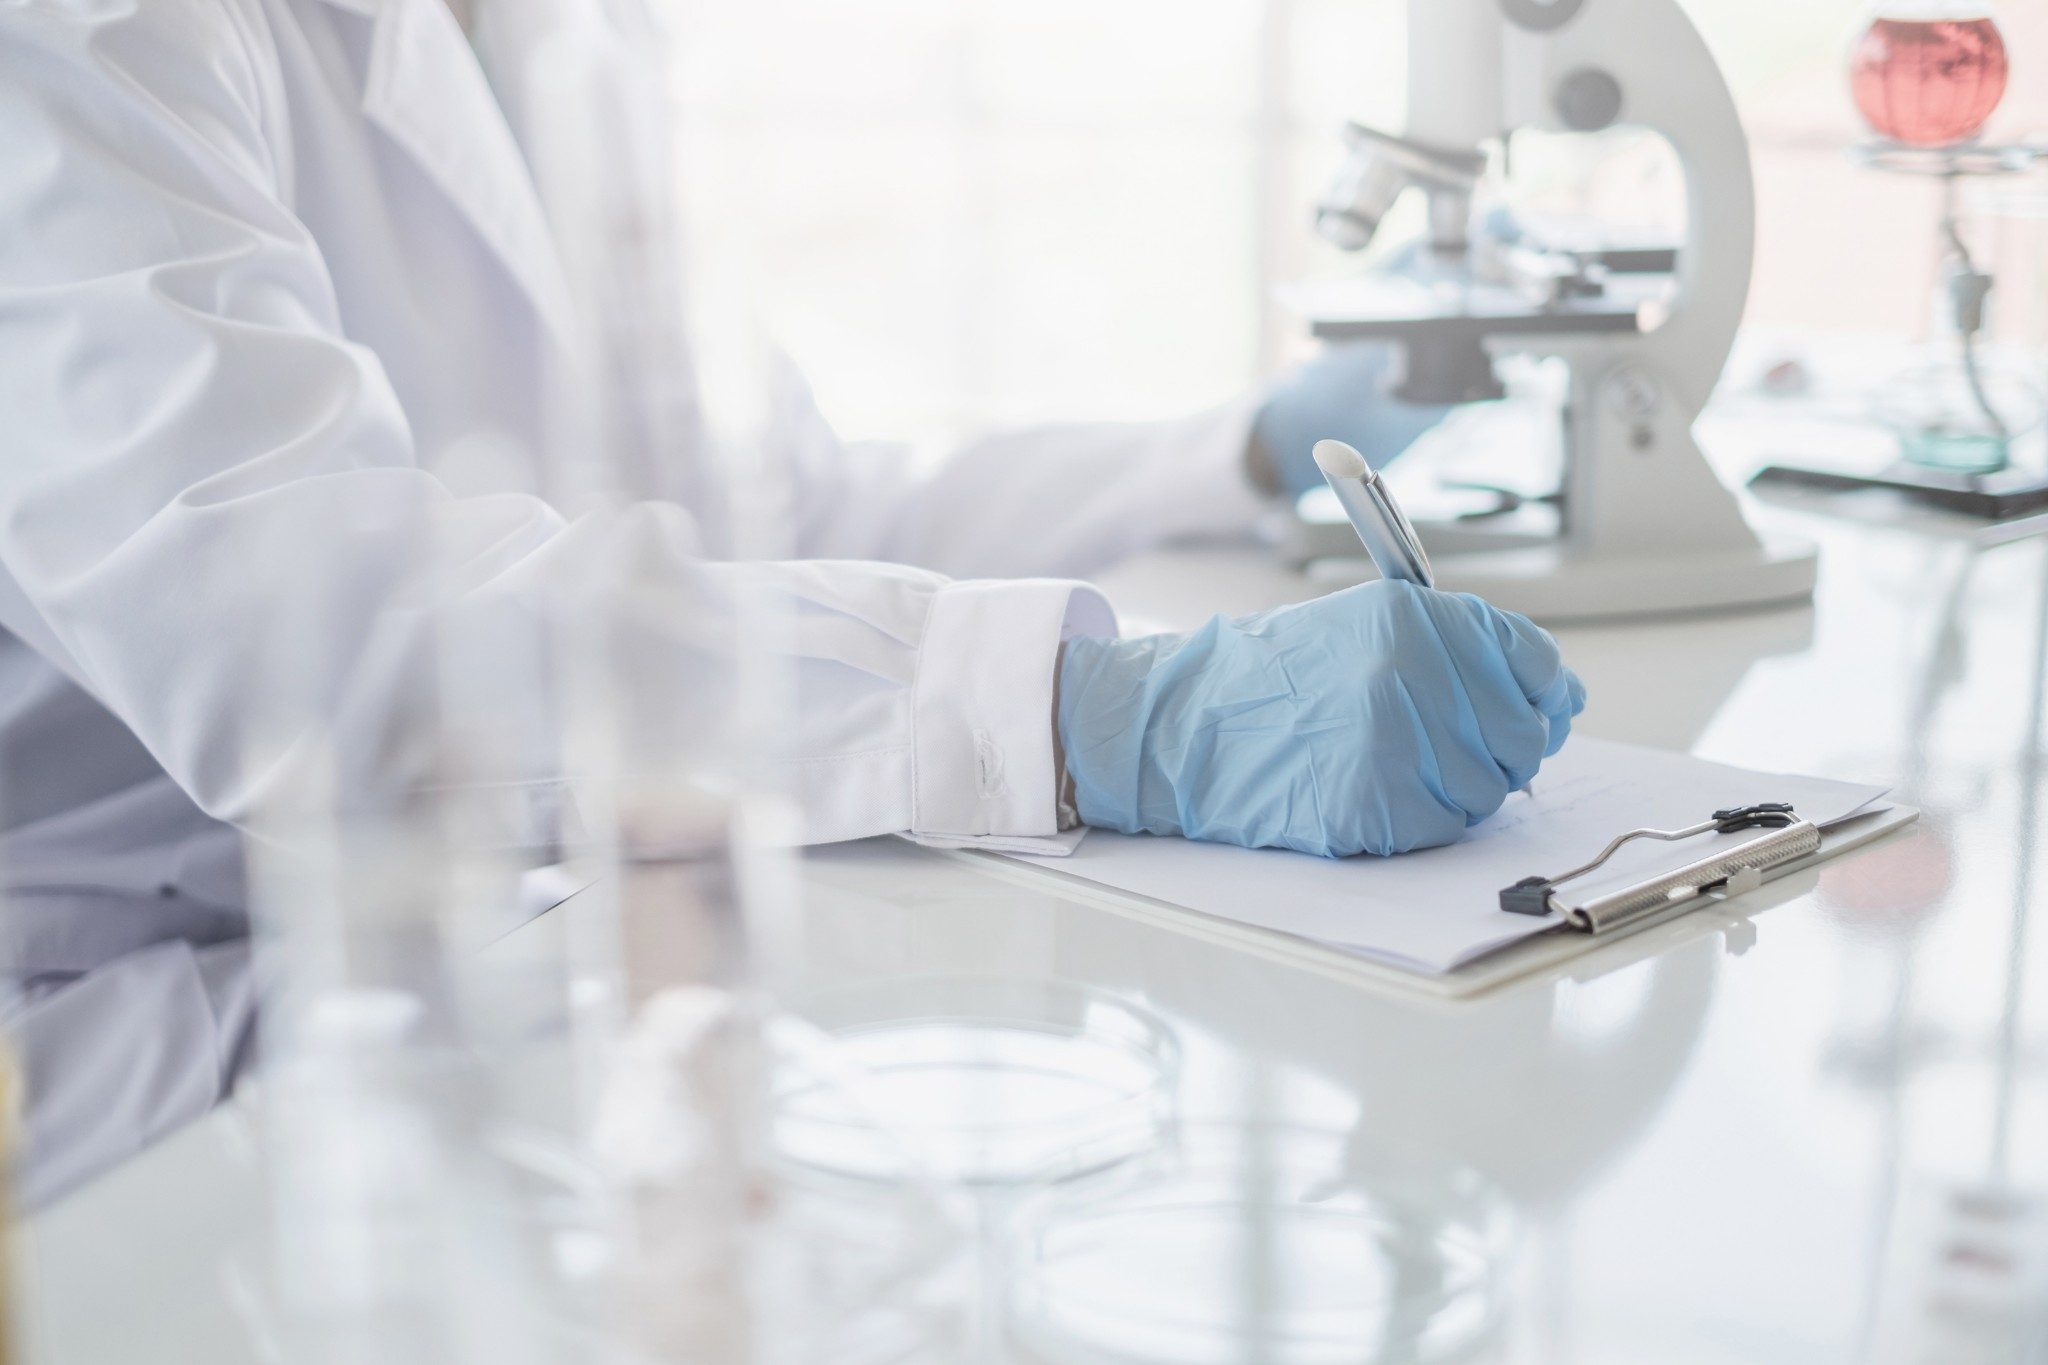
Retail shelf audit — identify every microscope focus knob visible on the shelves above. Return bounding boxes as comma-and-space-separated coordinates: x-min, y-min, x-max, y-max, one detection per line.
1603, 365, 1658, 416
1554, 67, 1625, 132
1603, 364, 1661, 452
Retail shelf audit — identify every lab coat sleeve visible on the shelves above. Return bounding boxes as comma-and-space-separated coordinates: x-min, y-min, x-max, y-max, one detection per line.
0, 0, 1102, 853
766, 359, 1270, 580
7, 937, 256, 1212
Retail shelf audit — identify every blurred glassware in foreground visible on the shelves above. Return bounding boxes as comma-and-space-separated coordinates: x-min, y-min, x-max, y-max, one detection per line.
1851, 5, 2009, 149
243, 0, 819, 1357
588, 994, 971, 1364
1005, 1122, 1515, 1365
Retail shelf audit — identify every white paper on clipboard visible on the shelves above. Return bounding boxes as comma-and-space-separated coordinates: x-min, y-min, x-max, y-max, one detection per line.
955, 738, 1910, 997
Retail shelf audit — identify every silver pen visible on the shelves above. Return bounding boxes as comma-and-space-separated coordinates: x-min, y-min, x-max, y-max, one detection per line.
1311, 439, 1434, 587
1312, 439, 1538, 796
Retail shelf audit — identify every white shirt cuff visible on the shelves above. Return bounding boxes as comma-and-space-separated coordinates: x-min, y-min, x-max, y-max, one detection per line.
903, 578, 1115, 854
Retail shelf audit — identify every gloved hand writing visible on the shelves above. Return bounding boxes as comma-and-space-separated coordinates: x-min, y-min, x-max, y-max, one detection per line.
1057, 581, 1586, 858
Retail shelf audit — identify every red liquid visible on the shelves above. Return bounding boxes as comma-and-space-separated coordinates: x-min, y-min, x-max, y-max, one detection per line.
1850, 16, 2009, 146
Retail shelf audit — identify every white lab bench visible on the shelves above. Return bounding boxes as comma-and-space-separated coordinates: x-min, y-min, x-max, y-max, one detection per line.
16, 471, 2048, 1363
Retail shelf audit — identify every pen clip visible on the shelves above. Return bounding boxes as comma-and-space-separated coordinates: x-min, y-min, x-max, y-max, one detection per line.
1366, 472, 1433, 588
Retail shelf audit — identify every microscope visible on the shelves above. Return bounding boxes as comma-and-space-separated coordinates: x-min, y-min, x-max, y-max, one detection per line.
1288, 0, 1817, 621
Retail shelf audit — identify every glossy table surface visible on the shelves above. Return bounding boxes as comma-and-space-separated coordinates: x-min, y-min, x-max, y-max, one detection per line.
18, 474, 2048, 1363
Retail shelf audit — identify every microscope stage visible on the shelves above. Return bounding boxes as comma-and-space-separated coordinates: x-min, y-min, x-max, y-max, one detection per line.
1294, 273, 1664, 342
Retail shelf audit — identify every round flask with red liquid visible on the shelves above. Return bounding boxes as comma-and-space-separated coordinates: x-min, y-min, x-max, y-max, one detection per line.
1850, 6, 2008, 147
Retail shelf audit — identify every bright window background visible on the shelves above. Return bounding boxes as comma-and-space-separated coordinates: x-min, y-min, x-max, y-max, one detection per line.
667, 1, 2048, 448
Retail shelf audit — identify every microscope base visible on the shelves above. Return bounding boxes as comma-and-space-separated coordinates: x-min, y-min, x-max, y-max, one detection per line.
1303, 534, 1818, 623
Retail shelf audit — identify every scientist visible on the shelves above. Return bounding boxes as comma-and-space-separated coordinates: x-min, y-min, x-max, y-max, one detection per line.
0, 0, 1581, 1199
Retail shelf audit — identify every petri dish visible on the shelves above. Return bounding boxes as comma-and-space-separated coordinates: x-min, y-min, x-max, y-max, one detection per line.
769, 975, 1180, 1188
1005, 1122, 1515, 1365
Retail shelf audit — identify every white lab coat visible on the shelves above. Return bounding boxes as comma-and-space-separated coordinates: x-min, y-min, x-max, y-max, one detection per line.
0, 0, 1266, 1202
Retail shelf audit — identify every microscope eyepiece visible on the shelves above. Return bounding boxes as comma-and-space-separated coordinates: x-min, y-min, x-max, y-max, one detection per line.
1314, 140, 1409, 251
1313, 123, 1486, 253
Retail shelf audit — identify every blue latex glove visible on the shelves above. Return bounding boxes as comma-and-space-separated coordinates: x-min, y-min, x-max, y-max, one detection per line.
1058, 581, 1586, 858
1254, 344, 1453, 498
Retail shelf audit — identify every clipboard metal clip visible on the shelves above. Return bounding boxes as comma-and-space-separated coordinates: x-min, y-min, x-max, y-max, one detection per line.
1498, 802, 1822, 933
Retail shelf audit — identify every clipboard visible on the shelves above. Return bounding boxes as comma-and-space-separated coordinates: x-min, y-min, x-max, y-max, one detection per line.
945, 802, 1919, 1002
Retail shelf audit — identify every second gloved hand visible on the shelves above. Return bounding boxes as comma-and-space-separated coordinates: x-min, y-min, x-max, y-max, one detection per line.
1058, 581, 1586, 858
1253, 343, 1452, 499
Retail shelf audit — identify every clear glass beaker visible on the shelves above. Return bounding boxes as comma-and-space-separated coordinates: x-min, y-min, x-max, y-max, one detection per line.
1873, 353, 2041, 474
